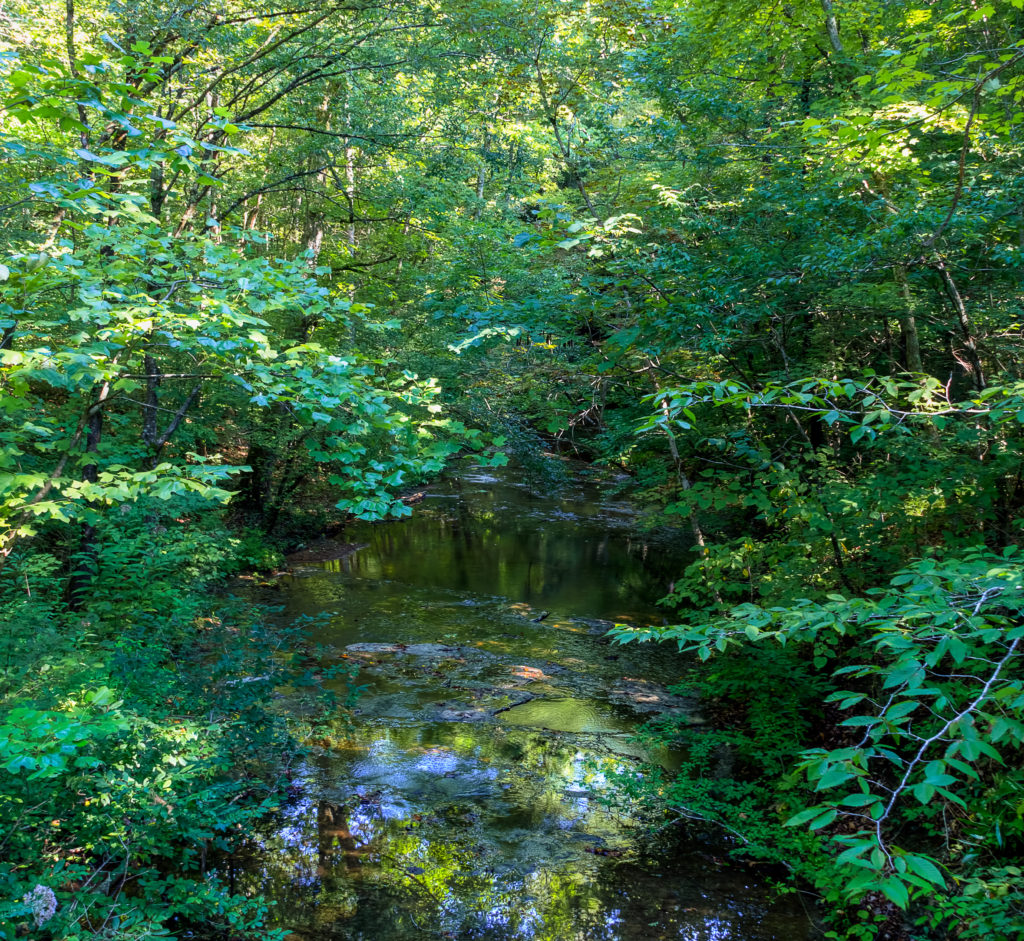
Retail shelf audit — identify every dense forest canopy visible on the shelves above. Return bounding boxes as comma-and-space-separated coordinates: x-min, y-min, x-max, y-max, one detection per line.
2, 0, 1024, 937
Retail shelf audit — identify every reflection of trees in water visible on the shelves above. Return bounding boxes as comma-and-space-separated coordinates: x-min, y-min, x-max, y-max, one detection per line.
319, 477, 689, 621
235, 723, 798, 940
316, 800, 359, 875
307, 745, 626, 937
237, 471, 793, 938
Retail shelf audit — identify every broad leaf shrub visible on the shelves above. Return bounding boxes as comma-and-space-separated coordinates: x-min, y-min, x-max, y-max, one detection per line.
613, 550, 1024, 938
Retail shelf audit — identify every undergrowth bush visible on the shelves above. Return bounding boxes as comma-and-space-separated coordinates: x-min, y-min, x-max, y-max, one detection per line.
0, 500, 332, 940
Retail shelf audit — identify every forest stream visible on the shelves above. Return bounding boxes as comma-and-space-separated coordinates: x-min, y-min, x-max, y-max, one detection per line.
238, 460, 814, 941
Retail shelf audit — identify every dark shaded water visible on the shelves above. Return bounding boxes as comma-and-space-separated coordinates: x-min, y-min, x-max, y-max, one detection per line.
313, 468, 679, 625
241, 463, 813, 940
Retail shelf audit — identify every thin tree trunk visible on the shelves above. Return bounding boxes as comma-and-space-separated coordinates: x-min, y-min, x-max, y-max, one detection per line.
341, 82, 357, 263
67, 399, 106, 607
532, 50, 596, 215
820, 0, 844, 56
344, 139, 356, 252
934, 259, 985, 391
65, 0, 91, 149
474, 127, 489, 219
894, 266, 923, 372
653, 382, 722, 605
141, 354, 202, 468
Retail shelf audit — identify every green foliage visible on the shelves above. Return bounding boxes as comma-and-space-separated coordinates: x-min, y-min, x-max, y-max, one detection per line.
4, 0, 1024, 936
0, 502, 339, 940
613, 549, 1024, 935
0, 38, 472, 565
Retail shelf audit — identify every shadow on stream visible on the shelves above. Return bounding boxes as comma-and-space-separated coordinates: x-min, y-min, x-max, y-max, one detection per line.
237, 461, 815, 940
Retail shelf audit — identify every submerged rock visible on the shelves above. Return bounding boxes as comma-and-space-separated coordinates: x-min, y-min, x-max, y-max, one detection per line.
435, 705, 493, 722
346, 642, 403, 655
403, 643, 462, 657
344, 642, 476, 659
608, 677, 693, 715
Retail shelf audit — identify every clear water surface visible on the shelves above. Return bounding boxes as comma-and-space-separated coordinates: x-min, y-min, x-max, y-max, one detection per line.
237, 461, 814, 941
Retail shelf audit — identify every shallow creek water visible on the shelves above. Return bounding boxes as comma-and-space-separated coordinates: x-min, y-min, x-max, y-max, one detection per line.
242, 463, 813, 940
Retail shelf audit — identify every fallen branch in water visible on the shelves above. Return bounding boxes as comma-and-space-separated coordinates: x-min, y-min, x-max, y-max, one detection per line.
491, 694, 536, 716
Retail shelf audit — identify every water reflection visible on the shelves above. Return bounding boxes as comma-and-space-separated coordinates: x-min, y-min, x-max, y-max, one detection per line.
331, 470, 681, 625
239, 726, 805, 940
240, 463, 811, 940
